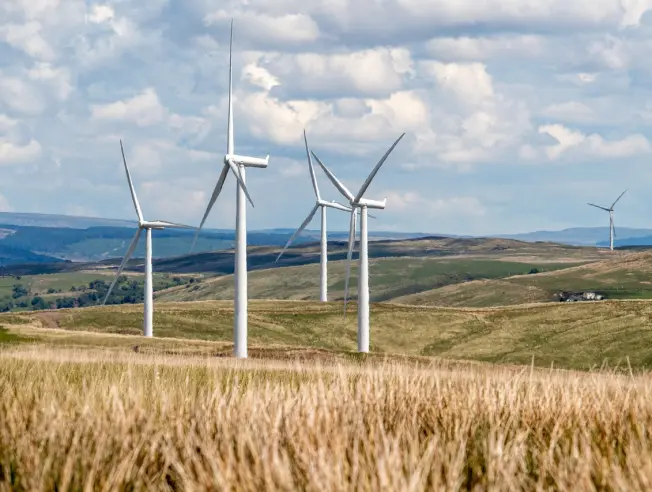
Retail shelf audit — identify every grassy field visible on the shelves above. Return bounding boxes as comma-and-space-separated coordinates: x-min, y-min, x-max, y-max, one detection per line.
395, 250, 652, 307
4, 298, 652, 371
2, 343, 652, 489
155, 257, 586, 303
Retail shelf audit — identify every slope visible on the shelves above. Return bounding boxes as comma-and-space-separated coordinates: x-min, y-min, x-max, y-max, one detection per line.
152, 237, 607, 302
5, 298, 652, 370
393, 250, 652, 307
155, 257, 584, 303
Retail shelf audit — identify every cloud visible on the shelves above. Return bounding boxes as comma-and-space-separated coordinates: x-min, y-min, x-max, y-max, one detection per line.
254, 48, 414, 98
541, 101, 595, 123
0, 21, 55, 60
0, 114, 18, 133
381, 190, 487, 219
0, 138, 41, 164
86, 4, 115, 24
27, 62, 72, 100
426, 35, 548, 61
204, 11, 321, 45
538, 124, 651, 160
422, 61, 494, 107
1, 0, 652, 235
0, 75, 46, 114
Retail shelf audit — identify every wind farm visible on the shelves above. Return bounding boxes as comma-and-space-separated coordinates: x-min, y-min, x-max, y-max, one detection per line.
4, 8, 652, 490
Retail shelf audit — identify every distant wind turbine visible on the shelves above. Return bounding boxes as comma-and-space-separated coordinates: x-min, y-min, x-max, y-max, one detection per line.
275, 130, 352, 302
103, 140, 195, 337
189, 19, 270, 359
311, 132, 405, 353
588, 189, 627, 251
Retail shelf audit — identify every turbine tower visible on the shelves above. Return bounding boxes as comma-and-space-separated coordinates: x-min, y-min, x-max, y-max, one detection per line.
588, 189, 627, 251
311, 133, 405, 353
190, 19, 269, 359
275, 130, 351, 301
103, 140, 195, 337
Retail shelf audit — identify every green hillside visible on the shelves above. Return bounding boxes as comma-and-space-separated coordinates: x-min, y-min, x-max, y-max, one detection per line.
155, 257, 585, 303
5, 298, 652, 370
393, 251, 652, 307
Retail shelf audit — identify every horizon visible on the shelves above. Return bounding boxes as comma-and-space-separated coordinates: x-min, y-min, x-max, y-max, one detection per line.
0, 210, 646, 241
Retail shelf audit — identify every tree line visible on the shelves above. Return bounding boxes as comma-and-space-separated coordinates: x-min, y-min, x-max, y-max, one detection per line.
0, 275, 197, 312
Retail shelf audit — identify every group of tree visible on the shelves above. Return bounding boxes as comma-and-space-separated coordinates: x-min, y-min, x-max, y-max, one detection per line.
0, 275, 196, 312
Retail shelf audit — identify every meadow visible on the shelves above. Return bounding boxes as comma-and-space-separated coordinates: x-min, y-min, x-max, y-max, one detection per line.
394, 251, 652, 307
2, 343, 652, 490
5, 298, 652, 370
155, 257, 586, 303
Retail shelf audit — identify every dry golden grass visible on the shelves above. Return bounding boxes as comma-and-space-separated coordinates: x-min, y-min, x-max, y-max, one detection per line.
9, 298, 652, 371
2, 344, 652, 490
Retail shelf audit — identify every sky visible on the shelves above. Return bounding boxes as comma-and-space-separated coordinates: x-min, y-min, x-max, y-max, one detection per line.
2, 1, 652, 236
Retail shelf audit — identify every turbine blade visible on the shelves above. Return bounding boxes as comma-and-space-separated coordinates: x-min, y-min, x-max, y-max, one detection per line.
343, 208, 357, 317
611, 189, 627, 209
275, 203, 320, 263
150, 220, 197, 229
190, 164, 229, 253
588, 203, 610, 212
226, 158, 255, 207
102, 228, 142, 305
311, 151, 354, 201
354, 132, 405, 202
323, 201, 351, 212
120, 140, 144, 222
227, 18, 234, 155
304, 130, 320, 200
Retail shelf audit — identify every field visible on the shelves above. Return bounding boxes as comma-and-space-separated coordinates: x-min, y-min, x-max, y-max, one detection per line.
155, 257, 585, 303
4, 298, 652, 370
152, 237, 629, 304
3, 239, 652, 488
2, 340, 652, 489
395, 250, 652, 307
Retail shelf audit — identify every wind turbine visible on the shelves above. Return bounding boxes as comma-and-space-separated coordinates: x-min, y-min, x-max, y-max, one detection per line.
275, 130, 352, 301
102, 140, 195, 337
189, 19, 269, 359
311, 133, 405, 353
588, 189, 627, 251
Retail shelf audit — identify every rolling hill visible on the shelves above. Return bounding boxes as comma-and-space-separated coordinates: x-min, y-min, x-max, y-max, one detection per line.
153, 237, 610, 303
5, 298, 652, 370
392, 250, 652, 307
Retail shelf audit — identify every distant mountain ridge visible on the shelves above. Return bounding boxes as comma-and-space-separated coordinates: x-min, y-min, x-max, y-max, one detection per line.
498, 227, 652, 246
1, 212, 652, 266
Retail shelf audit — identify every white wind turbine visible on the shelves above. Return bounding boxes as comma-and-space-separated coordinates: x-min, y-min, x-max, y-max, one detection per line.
588, 189, 627, 251
189, 19, 269, 359
275, 130, 352, 302
102, 140, 195, 337
311, 133, 405, 353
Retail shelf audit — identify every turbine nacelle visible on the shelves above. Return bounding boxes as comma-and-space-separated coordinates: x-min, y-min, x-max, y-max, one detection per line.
355, 197, 386, 210
225, 153, 269, 168
138, 221, 163, 230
